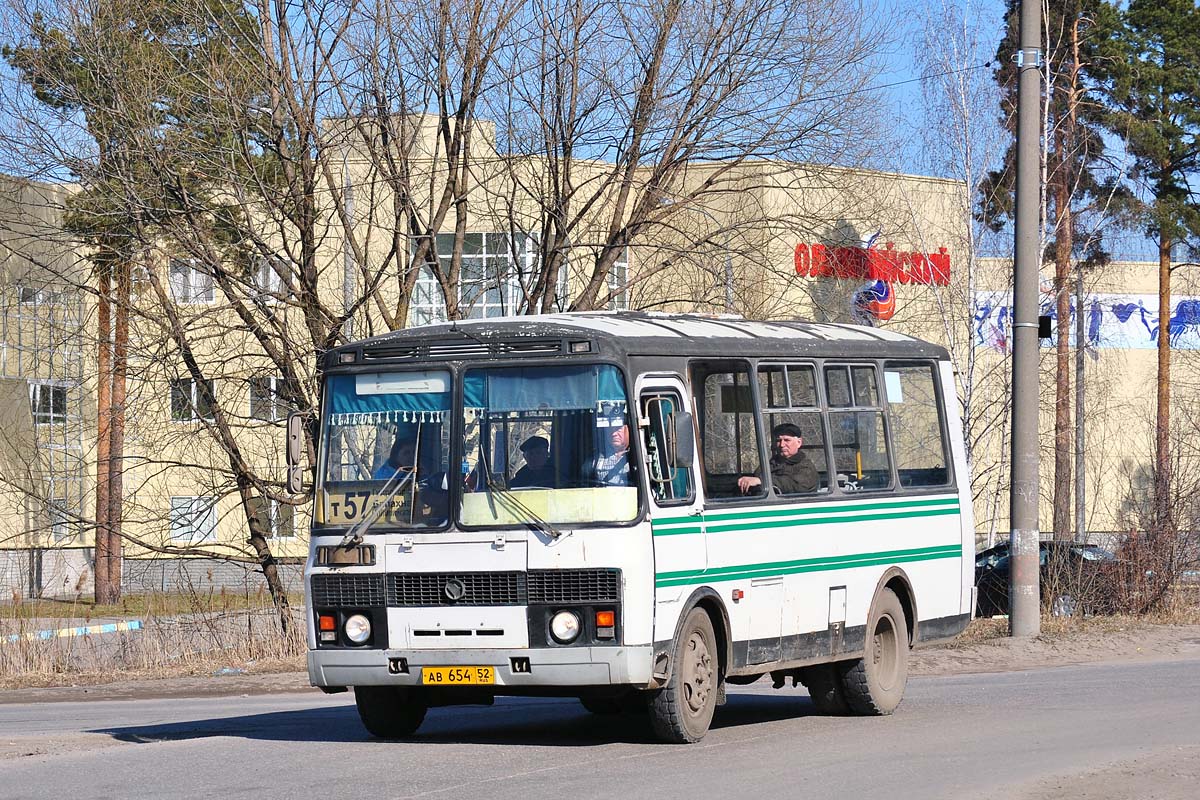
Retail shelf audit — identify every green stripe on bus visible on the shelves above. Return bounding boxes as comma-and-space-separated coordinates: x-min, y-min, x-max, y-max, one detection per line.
654, 548, 960, 587
657, 542, 959, 579
702, 496, 959, 524
652, 525, 704, 536
654, 544, 961, 587
651, 496, 959, 529
652, 500, 960, 536
704, 506, 961, 534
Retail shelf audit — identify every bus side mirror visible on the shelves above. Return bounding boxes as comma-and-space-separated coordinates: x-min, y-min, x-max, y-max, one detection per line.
286, 411, 305, 494
673, 411, 695, 469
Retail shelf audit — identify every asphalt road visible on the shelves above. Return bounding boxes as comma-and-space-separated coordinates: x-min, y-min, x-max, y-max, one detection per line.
1, 656, 1198, 800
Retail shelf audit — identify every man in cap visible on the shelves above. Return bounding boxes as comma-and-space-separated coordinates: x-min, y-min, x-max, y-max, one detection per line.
737, 422, 819, 495
511, 435, 556, 488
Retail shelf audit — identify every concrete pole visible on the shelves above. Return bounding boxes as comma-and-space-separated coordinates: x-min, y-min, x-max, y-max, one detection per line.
1010, 0, 1042, 637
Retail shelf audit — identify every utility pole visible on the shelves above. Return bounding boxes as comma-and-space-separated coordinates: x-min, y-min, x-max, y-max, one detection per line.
1010, 0, 1042, 636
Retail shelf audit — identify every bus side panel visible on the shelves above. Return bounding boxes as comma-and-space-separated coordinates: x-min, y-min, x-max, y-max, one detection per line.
939, 360, 976, 617
680, 495, 964, 668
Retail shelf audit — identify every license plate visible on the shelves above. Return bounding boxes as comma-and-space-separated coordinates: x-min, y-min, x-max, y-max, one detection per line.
422, 666, 495, 685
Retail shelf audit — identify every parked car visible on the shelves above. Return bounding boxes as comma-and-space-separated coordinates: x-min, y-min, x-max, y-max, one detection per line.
975, 541, 1119, 617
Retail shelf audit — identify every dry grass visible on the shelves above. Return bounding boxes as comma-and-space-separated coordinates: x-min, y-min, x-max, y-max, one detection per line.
0, 587, 305, 690
950, 589, 1200, 649
0, 588, 304, 620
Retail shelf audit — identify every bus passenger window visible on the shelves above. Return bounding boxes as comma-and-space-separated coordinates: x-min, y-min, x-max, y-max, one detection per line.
884, 363, 950, 487
694, 365, 764, 499
825, 364, 892, 491
641, 393, 693, 504
758, 363, 827, 495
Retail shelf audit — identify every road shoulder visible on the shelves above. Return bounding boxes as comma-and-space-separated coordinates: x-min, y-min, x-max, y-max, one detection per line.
3, 621, 1200, 704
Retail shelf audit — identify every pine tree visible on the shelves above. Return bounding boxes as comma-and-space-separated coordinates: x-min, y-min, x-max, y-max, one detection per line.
979, 0, 1112, 541
1090, 0, 1200, 536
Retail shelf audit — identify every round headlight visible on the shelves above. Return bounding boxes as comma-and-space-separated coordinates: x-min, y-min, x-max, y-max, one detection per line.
344, 613, 372, 644
549, 610, 581, 644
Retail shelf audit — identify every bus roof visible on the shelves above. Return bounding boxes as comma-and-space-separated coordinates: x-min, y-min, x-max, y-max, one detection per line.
328, 312, 950, 365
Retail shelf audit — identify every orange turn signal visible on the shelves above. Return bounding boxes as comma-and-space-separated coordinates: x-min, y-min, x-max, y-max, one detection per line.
595, 610, 615, 627
318, 614, 336, 631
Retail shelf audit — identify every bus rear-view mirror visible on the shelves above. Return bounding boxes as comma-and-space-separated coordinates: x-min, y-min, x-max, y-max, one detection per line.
286, 411, 305, 494
673, 411, 694, 469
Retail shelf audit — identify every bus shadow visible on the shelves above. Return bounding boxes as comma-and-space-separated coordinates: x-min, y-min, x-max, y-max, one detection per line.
91, 692, 821, 747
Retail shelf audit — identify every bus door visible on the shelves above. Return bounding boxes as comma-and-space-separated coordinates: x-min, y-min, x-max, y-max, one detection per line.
637, 377, 706, 606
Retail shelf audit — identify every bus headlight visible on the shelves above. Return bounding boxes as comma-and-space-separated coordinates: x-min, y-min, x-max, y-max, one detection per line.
344, 613, 372, 644
549, 610, 581, 644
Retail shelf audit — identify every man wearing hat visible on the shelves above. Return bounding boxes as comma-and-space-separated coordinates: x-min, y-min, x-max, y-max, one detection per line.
737, 422, 819, 495
511, 435, 556, 488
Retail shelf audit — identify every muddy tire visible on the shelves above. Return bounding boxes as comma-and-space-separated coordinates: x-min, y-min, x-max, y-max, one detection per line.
840, 588, 909, 715
798, 663, 851, 715
354, 686, 428, 738
648, 608, 720, 743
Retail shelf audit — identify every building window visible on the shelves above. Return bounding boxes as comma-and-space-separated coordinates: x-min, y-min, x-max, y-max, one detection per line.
249, 255, 288, 302
48, 500, 71, 540
30, 383, 67, 425
248, 495, 295, 539
608, 248, 630, 311
168, 258, 214, 304
19, 286, 61, 305
410, 232, 537, 325
170, 377, 217, 422
249, 375, 288, 422
169, 496, 217, 543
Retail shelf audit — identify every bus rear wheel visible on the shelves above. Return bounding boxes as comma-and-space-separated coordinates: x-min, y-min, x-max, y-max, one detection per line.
840, 588, 909, 715
798, 664, 850, 715
354, 686, 428, 738
648, 608, 720, 743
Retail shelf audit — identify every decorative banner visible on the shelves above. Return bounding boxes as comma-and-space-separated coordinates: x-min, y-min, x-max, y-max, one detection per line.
974, 291, 1200, 351
794, 242, 951, 286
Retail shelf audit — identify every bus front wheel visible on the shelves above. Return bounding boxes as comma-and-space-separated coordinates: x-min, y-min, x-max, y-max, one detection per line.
840, 588, 909, 715
648, 607, 720, 743
354, 686, 428, 738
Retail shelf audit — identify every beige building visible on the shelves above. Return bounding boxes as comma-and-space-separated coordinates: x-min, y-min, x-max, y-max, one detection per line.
1, 120, 1195, 597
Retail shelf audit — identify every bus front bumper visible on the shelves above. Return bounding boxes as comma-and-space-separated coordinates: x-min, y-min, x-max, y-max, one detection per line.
308, 645, 654, 689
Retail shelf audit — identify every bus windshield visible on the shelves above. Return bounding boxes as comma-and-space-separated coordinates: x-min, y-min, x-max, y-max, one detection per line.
460, 364, 638, 527
320, 369, 452, 529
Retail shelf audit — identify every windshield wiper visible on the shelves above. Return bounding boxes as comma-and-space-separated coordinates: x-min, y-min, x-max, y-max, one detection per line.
337, 467, 417, 548
478, 450, 565, 540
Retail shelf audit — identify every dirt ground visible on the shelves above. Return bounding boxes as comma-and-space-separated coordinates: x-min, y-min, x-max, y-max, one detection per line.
910, 618, 1200, 677
3, 618, 1200, 705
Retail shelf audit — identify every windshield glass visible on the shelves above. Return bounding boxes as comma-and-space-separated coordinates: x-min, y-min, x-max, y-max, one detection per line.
319, 370, 451, 529
460, 364, 638, 526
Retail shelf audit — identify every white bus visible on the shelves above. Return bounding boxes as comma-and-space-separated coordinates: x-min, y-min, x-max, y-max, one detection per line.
292, 313, 974, 743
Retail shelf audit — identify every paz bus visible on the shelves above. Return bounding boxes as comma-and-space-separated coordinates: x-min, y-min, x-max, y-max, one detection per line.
288, 312, 974, 743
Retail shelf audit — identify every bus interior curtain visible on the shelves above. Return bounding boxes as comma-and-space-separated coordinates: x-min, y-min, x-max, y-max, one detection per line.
463, 365, 626, 413
327, 374, 450, 417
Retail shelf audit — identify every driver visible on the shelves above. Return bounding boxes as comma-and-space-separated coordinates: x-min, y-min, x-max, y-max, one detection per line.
374, 431, 418, 481
510, 435, 555, 488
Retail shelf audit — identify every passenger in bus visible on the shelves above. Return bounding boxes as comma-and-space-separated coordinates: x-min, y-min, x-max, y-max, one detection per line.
511, 436, 556, 488
592, 422, 631, 486
374, 431, 418, 481
737, 422, 819, 495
